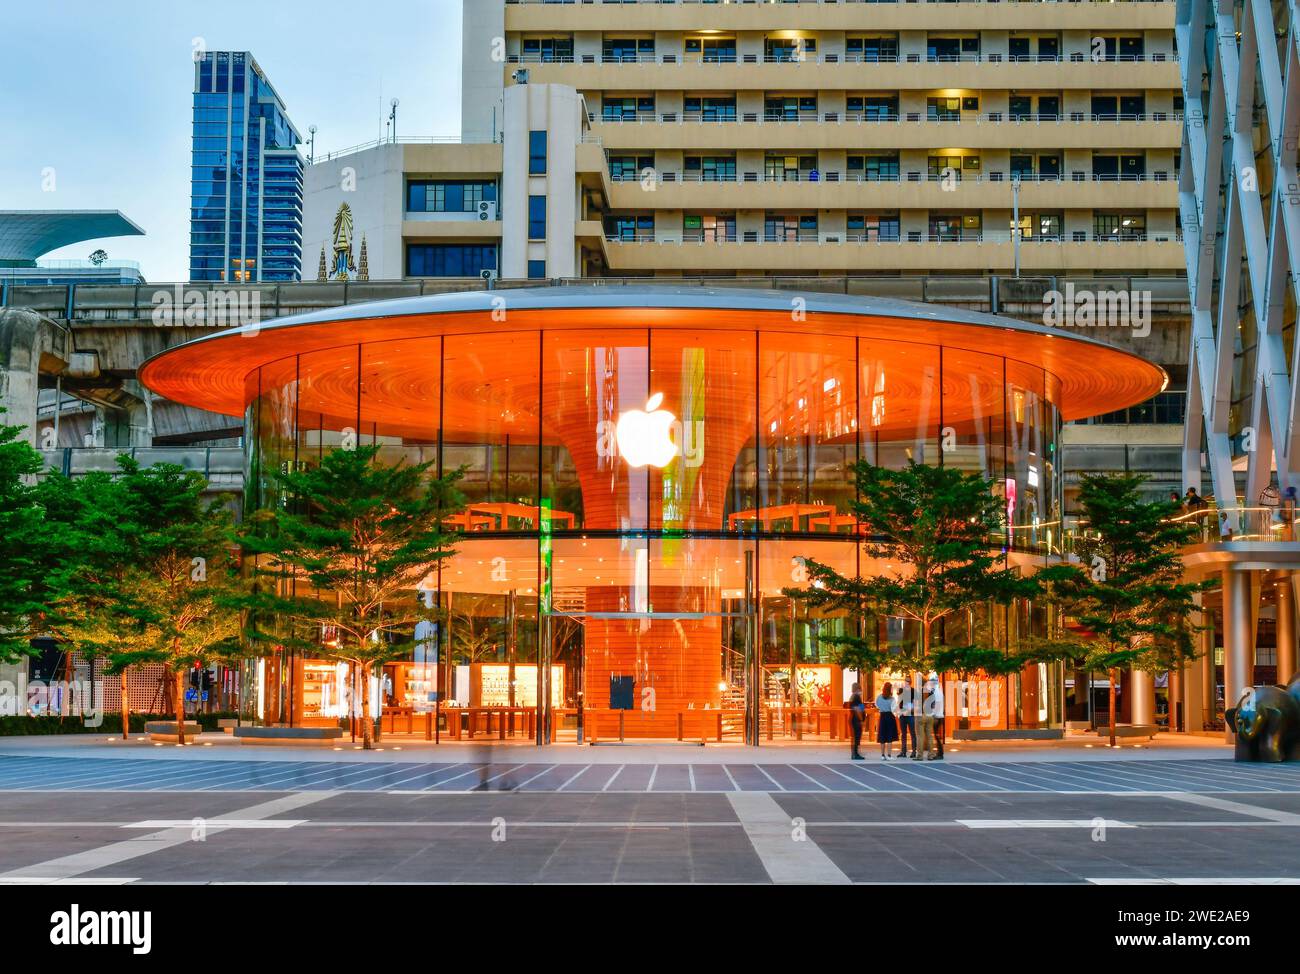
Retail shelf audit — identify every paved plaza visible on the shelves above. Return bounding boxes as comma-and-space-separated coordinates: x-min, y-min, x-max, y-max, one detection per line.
0, 734, 1297, 885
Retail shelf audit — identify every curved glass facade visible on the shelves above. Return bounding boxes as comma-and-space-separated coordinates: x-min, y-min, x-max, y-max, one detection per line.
243, 327, 1064, 741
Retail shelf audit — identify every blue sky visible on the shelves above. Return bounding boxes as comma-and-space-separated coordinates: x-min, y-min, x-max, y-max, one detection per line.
0, 0, 462, 281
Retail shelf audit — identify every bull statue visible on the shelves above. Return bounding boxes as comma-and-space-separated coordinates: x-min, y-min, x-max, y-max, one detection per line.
1230, 675, 1300, 762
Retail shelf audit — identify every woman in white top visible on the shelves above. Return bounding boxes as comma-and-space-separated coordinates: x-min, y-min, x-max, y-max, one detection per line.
874, 682, 899, 759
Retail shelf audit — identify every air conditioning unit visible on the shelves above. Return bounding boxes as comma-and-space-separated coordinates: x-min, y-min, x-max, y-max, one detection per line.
478, 200, 498, 222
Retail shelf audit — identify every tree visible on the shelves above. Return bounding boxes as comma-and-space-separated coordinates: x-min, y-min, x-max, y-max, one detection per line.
44, 459, 247, 744
238, 446, 463, 749
0, 413, 66, 664
786, 460, 1039, 710
37, 469, 151, 737
1039, 473, 1205, 747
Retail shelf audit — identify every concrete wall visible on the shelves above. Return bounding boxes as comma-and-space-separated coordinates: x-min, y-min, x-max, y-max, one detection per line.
462, 0, 506, 143
501, 83, 585, 279
303, 143, 407, 281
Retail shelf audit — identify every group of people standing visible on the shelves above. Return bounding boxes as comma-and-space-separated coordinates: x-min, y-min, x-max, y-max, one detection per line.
846, 678, 945, 761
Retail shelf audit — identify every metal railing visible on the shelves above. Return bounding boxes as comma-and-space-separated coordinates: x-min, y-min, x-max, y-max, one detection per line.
611, 169, 1175, 185
606, 230, 1184, 245
507, 0, 1172, 4
38, 447, 245, 485
513, 50, 1176, 65
593, 111, 1183, 124
1, 276, 1191, 323
309, 134, 501, 164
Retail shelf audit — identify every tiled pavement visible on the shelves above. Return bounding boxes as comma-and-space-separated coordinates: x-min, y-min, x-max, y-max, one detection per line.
2, 753, 1299, 793
3, 788, 1300, 884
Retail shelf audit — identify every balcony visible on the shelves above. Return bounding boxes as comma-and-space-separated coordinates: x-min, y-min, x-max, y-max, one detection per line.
516, 54, 1179, 93
505, 0, 1178, 33
591, 111, 1182, 152
607, 170, 1180, 210
601, 230, 1186, 273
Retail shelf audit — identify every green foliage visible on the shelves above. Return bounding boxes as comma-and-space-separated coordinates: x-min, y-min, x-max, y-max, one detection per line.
237, 446, 463, 744
928, 644, 1030, 679
786, 460, 1039, 672
0, 414, 60, 662
1038, 473, 1206, 674
45, 458, 247, 675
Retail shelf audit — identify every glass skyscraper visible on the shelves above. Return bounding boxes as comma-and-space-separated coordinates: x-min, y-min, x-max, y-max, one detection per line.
190, 51, 303, 283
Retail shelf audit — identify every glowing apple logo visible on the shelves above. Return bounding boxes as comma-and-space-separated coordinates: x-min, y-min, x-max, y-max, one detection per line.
616, 393, 677, 468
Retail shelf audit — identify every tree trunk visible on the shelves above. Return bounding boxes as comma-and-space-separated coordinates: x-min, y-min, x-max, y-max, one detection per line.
1108, 667, 1117, 748
120, 668, 130, 740
360, 662, 373, 750
174, 667, 188, 746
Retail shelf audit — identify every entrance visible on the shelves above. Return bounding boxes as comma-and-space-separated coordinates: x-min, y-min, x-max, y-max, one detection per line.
542, 540, 759, 743
547, 605, 755, 743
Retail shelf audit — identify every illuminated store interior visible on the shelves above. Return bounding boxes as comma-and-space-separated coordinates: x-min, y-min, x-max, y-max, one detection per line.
141, 287, 1165, 743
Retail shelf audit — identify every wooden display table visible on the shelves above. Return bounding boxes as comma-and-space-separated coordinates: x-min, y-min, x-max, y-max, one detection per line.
581, 708, 745, 743
443, 706, 537, 740
727, 503, 835, 532
467, 502, 577, 531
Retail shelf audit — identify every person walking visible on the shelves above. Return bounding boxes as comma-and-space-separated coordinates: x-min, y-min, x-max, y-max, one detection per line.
875, 682, 899, 759
897, 681, 916, 758
846, 682, 866, 760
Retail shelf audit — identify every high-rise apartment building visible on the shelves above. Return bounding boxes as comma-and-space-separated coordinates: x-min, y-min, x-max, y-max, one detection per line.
190, 51, 304, 283
300, 1, 1190, 510
462, 0, 1185, 278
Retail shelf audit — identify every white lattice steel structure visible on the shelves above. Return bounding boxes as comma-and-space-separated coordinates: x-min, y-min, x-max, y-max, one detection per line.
1177, 0, 1300, 734
1178, 0, 1299, 511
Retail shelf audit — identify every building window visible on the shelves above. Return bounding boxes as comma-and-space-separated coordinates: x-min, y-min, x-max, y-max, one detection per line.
765, 213, 817, 242
528, 195, 547, 240
686, 156, 736, 182
683, 96, 736, 121
603, 37, 654, 63
1087, 391, 1187, 425
521, 36, 573, 63
405, 244, 498, 278
606, 214, 654, 242
685, 36, 737, 63
847, 212, 900, 242
609, 155, 654, 181
406, 180, 496, 213
684, 213, 735, 243
528, 260, 547, 280
602, 96, 655, 121
848, 154, 900, 182
764, 96, 817, 122
1094, 211, 1147, 240
529, 131, 548, 175
846, 35, 898, 63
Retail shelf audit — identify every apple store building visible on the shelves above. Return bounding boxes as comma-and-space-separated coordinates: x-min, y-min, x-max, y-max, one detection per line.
141, 286, 1164, 744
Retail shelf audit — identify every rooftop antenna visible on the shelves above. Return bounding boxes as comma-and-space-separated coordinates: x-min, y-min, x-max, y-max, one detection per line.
389, 98, 400, 143
308, 124, 317, 164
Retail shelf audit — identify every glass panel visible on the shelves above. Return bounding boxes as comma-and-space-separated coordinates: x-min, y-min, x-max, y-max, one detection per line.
756, 332, 857, 527
760, 538, 860, 741
542, 329, 649, 531
860, 339, 940, 470
442, 331, 541, 522
649, 328, 756, 532
359, 338, 440, 465
296, 345, 361, 463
